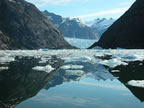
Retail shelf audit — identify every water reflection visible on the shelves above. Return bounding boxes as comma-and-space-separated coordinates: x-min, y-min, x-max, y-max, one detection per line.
106, 60, 144, 102
0, 56, 64, 108
0, 53, 144, 108
45, 61, 114, 90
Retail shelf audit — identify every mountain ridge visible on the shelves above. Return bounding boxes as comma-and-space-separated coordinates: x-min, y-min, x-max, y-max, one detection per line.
43, 10, 99, 40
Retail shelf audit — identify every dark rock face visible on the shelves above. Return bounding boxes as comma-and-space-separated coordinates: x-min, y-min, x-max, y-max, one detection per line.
0, 0, 74, 49
89, 0, 144, 49
43, 11, 99, 40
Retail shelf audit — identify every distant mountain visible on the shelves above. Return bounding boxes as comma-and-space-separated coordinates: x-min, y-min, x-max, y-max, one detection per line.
85, 18, 115, 36
43, 10, 99, 40
0, 0, 75, 49
89, 0, 144, 49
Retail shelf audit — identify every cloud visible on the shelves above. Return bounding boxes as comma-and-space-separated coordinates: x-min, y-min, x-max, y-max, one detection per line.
76, 7, 129, 19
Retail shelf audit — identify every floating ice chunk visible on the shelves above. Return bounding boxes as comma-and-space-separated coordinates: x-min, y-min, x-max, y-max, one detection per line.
0, 67, 9, 71
0, 56, 15, 64
32, 65, 54, 73
39, 57, 50, 63
48, 16, 53, 20
127, 80, 144, 88
61, 65, 84, 70
111, 70, 120, 73
65, 70, 84, 76
99, 58, 128, 68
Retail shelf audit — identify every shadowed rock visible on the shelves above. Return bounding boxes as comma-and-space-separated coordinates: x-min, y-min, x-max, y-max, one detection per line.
0, 56, 64, 108
0, 0, 75, 49
89, 0, 144, 49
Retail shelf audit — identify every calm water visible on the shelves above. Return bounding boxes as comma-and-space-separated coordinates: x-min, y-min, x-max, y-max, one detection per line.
0, 50, 144, 108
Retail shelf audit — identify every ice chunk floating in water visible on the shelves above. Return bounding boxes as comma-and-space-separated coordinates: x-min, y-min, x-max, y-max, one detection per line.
32, 65, 55, 73
127, 80, 144, 88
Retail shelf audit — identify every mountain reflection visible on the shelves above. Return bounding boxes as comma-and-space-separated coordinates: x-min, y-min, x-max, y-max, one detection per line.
107, 60, 144, 102
0, 56, 64, 108
45, 61, 114, 90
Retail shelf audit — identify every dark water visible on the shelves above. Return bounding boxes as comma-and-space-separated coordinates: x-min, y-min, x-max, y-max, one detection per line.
0, 54, 144, 108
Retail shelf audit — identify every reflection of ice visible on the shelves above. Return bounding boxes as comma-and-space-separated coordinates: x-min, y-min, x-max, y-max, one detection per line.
65, 70, 84, 76
61, 64, 84, 70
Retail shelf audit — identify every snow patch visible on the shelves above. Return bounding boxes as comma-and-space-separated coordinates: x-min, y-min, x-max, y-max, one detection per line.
48, 16, 53, 20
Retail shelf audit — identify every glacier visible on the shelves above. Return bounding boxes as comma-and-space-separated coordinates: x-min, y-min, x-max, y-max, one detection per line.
64, 37, 98, 49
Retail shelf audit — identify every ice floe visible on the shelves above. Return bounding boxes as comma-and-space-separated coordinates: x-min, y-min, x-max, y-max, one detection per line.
0, 67, 9, 71
32, 65, 55, 73
0, 49, 144, 69
127, 80, 144, 88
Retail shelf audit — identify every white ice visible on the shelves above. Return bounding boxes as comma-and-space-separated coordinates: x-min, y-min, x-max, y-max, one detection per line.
32, 65, 55, 73
127, 80, 144, 88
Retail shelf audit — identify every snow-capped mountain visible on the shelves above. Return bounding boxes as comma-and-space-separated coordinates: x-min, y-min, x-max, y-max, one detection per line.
85, 18, 116, 36
43, 10, 99, 40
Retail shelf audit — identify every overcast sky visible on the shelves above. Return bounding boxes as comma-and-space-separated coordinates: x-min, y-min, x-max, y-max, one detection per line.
26, 0, 136, 21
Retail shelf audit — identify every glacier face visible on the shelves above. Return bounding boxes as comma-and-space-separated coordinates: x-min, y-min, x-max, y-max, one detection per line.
64, 37, 98, 49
